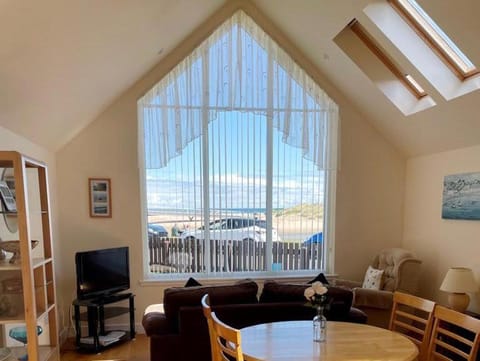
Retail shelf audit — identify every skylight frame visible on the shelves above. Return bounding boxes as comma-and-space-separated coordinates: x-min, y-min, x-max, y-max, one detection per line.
350, 20, 427, 99
390, 0, 478, 80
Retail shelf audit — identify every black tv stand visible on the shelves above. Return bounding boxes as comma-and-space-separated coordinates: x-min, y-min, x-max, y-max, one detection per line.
73, 292, 135, 352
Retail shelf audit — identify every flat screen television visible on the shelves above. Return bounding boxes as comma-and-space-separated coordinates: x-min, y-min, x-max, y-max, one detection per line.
75, 246, 130, 300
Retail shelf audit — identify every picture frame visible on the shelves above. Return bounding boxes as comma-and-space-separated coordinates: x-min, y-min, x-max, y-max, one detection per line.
442, 172, 480, 220
89, 178, 112, 218
0, 180, 17, 212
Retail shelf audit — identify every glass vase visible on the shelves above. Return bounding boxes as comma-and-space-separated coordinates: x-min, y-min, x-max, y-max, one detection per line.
313, 306, 326, 342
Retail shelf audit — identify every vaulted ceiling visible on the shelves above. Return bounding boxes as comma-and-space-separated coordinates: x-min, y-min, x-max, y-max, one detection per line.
1, 0, 479, 157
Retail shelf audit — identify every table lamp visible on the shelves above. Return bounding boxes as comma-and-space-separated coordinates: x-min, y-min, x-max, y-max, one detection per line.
440, 267, 478, 312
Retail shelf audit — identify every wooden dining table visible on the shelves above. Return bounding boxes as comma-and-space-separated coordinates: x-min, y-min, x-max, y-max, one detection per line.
241, 320, 418, 361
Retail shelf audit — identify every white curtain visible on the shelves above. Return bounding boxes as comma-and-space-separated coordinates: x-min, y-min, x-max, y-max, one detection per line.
138, 10, 339, 171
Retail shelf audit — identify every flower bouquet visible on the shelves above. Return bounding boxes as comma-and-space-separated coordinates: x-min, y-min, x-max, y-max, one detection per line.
304, 281, 329, 309
304, 281, 328, 342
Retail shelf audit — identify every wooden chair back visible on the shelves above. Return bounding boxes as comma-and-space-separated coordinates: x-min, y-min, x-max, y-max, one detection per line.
211, 311, 244, 361
389, 291, 436, 360
427, 305, 480, 361
201, 294, 221, 361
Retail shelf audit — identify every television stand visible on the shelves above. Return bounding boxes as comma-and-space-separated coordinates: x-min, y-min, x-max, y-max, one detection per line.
72, 292, 135, 352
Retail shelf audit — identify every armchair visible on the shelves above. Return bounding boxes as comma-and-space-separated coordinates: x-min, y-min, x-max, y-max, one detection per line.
336, 248, 422, 328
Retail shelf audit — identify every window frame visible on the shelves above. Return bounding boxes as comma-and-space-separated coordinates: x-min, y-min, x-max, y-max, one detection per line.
138, 118, 336, 280
349, 19, 427, 99
390, 0, 478, 80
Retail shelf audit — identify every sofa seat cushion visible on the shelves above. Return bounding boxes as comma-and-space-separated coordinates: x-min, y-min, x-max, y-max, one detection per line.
163, 279, 258, 332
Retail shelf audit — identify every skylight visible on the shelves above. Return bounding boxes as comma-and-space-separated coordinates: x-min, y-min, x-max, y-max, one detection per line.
391, 0, 477, 79
350, 20, 427, 99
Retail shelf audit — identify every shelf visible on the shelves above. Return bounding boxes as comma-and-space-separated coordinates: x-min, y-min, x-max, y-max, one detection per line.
0, 304, 56, 325
0, 259, 20, 270
0, 313, 25, 325
34, 258, 52, 269
0, 258, 51, 271
0, 211, 48, 215
74, 306, 130, 322
7, 346, 58, 361
76, 331, 134, 351
37, 304, 55, 321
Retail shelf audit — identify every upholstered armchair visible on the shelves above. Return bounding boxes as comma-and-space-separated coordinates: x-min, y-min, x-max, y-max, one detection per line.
335, 248, 422, 328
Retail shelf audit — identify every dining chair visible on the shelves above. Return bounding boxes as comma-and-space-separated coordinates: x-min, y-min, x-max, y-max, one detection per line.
211, 311, 263, 361
427, 305, 480, 361
389, 291, 436, 360
202, 294, 221, 361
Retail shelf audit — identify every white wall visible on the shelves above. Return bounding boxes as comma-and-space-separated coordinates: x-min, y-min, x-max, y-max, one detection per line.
403, 144, 480, 312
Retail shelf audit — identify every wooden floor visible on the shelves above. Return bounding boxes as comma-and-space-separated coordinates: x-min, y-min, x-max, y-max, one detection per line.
60, 334, 149, 361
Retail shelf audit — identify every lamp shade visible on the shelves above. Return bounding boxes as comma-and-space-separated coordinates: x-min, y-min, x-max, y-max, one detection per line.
440, 267, 478, 293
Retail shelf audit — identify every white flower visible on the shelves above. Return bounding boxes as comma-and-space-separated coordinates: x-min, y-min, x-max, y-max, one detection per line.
312, 281, 328, 296
304, 287, 315, 300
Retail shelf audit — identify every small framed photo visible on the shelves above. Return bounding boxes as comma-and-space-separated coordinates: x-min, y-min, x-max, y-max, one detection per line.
0, 180, 16, 212
89, 178, 112, 218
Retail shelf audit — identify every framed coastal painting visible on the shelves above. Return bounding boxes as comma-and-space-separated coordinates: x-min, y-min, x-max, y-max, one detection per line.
442, 172, 480, 220
89, 178, 112, 218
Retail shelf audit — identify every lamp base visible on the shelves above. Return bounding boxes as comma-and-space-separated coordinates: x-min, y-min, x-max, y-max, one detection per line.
448, 293, 470, 313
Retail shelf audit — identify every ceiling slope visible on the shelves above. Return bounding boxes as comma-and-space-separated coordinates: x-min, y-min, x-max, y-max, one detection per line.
0, 0, 479, 157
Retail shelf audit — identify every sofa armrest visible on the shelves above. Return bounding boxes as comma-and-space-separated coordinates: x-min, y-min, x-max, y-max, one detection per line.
142, 304, 172, 336
334, 278, 362, 289
353, 288, 393, 310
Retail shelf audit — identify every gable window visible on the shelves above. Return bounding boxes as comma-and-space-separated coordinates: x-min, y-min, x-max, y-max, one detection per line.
138, 10, 339, 278
390, 0, 478, 79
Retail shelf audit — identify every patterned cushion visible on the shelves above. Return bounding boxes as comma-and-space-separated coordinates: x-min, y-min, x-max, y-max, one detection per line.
362, 265, 384, 290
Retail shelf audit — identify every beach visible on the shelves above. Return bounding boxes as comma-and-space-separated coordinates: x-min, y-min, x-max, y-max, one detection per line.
147, 211, 323, 242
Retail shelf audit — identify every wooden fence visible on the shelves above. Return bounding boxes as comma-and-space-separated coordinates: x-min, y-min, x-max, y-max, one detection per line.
148, 236, 322, 273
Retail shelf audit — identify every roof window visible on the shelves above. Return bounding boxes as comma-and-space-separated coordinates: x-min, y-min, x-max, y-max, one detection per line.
390, 0, 477, 79
350, 20, 427, 99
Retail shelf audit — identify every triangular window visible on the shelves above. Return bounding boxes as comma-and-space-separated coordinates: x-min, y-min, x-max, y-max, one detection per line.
138, 10, 339, 277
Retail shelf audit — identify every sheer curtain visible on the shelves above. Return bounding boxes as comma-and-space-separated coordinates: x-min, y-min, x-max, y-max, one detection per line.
138, 10, 339, 171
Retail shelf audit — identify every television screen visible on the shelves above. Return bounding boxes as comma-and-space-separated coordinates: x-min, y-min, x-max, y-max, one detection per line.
75, 247, 130, 300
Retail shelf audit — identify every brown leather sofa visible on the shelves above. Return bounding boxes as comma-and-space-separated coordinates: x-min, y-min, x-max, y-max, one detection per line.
142, 279, 367, 361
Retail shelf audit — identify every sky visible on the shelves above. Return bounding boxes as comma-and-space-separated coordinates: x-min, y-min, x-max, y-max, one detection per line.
146, 113, 324, 212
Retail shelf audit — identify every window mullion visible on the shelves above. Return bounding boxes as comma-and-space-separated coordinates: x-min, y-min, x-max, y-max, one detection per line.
265, 52, 273, 272
202, 49, 211, 275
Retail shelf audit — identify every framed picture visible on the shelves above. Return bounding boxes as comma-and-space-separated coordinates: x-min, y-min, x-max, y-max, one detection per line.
442, 172, 480, 220
0, 180, 17, 212
89, 178, 112, 218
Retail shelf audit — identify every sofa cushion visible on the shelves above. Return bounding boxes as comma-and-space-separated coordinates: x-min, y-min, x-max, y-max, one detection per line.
184, 277, 202, 287
260, 280, 308, 303
259, 280, 353, 319
163, 279, 258, 331
362, 265, 384, 290
307, 272, 329, 285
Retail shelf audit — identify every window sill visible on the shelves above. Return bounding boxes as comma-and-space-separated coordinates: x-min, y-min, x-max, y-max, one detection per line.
139, 272, 338, 287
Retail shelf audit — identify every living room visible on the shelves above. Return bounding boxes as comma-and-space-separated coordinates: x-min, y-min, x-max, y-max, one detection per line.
0, 0, 479, 359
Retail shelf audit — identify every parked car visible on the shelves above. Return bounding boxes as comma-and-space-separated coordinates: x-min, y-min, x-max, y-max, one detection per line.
148, 223, 168, 238
302, 232, 323, 246
180, 217, 281, 243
